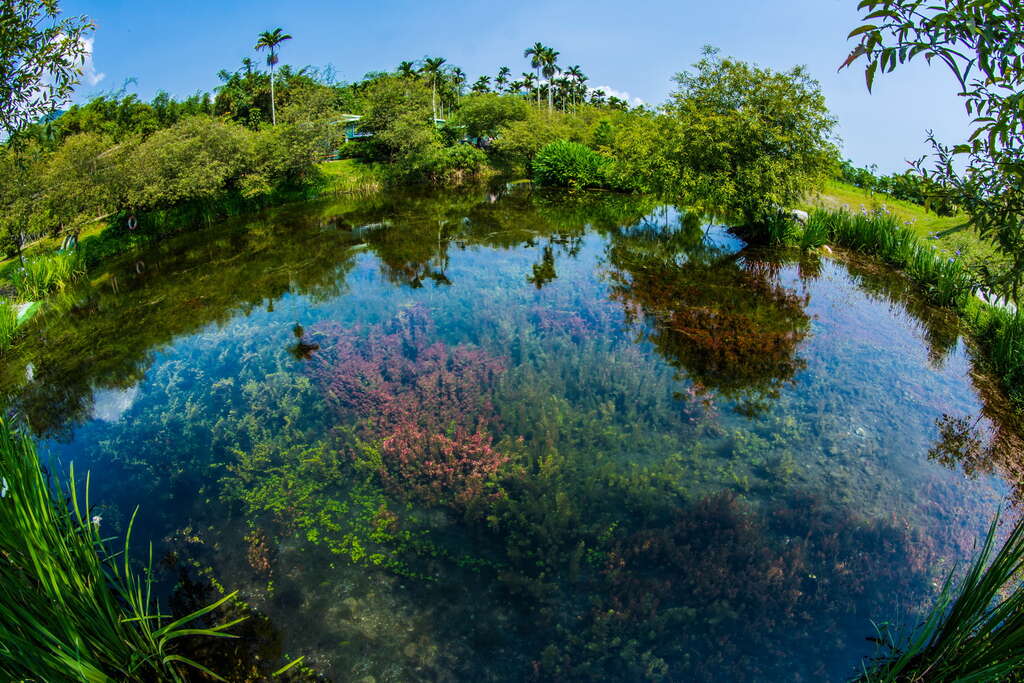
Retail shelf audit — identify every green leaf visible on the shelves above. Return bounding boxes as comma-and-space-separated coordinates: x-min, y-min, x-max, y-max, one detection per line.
866, 61, 879, 92
848, 24, 879, 38
272, 656, 307, 677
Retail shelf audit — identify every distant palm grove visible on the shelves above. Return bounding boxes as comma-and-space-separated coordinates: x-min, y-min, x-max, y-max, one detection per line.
0, 34, 839, 262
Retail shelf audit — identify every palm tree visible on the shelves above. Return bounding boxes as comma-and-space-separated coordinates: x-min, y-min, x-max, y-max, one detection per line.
471, 76, 491, 94
397, 60, 416, 78
540, 47, 560, 111
241, 57, 255, 78
564, 65, 585, 108
451, 67, 466, 95
254, 28, 292, 125
495, 66, 511, 93
421, 56, 447, 120
523, 42, 548, 107
520, 73, 536, 100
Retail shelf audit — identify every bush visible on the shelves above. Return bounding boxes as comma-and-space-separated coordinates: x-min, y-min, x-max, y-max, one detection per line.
425, 144, 488, 183
532, 140, 609, 189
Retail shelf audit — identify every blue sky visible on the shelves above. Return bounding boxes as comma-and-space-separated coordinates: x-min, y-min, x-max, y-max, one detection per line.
64, 0, 971, 174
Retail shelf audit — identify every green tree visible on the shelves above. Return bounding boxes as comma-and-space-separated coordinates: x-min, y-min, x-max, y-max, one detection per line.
41, 131, 120, 239
358, 74, 441, 178
843, 0, 1024, 298
0, 144, 47, 257
662, 48, 838, 221
0, 0, 94, 135
254, 27, 292, 125
524, 42, 548, 107
125, 116, 253, 210
453, 93, 528, 139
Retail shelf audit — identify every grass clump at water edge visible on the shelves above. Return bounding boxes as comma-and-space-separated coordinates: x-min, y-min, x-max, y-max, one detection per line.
0, 299, 17, 353
857, 511, 1024, 682
0, 417, 242, 681
8, 249, 87, 301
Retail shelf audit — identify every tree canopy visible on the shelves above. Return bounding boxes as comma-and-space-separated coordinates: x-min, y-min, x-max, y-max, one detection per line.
0, 0, 93, 135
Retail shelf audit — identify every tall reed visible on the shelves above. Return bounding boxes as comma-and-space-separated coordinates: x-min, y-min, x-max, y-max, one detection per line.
0, 417, 241, 681
857, 511, 1024, 681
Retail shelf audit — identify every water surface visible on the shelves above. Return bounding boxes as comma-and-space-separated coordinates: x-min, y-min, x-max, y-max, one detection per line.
1, 187, 1017, 681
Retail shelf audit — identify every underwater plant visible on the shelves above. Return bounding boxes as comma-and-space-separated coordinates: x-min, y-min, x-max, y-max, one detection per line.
308, 305, 511, 509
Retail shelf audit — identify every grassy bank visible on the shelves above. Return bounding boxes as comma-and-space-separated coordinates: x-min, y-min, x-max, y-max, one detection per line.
804, 180, 998, 268
0, 417, 240, 681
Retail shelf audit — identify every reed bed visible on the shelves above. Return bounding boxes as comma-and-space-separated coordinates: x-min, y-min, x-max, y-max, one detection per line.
9, 250, 87, 301
0, 417, 241, 681
857, 512, 1024, 681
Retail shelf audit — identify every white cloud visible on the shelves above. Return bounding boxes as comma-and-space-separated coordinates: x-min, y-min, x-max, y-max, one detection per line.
80, 36, 105, 87
590, 85, 645, 107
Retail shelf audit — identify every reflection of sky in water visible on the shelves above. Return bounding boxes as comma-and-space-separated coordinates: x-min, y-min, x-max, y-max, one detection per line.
90, 385, 140, 423
6, 193, 1018, 681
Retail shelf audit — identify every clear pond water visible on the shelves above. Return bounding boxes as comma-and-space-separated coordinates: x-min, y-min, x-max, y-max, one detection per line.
1, 186, 1019, 681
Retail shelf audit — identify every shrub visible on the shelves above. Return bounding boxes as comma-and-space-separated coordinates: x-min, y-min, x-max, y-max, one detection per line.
532, 140, 610, 189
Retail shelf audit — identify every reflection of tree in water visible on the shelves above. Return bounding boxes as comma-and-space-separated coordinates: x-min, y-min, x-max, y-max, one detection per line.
605, 219, 811, 413
929, 408, 1024, 505
2, 203, 361, 438
839, 252, 962, 368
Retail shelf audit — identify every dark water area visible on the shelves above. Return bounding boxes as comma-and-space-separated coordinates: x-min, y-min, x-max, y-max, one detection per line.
1, 185, 1020, 681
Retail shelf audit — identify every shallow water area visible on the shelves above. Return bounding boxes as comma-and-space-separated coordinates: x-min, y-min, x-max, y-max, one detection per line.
1, 186, 1018, 681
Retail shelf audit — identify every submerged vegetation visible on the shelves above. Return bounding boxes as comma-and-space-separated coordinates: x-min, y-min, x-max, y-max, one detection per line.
0, 187, 1011, 679
0, 418, 239, 681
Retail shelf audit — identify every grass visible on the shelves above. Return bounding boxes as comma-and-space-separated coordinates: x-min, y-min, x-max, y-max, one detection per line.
0, 299, 16, 353
857, 512, 1024, 681
320, 159, 386, 194
8, 249, 87, 301
803, 180, 998, 269
0, 417, 242, 681
799, 208, 974, 307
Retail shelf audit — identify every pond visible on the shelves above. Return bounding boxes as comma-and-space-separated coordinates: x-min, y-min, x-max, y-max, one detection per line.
1, 185, 1019, 681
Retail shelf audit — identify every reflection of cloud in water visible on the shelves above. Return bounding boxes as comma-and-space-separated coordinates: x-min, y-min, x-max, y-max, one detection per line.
91, 386, 139, 423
